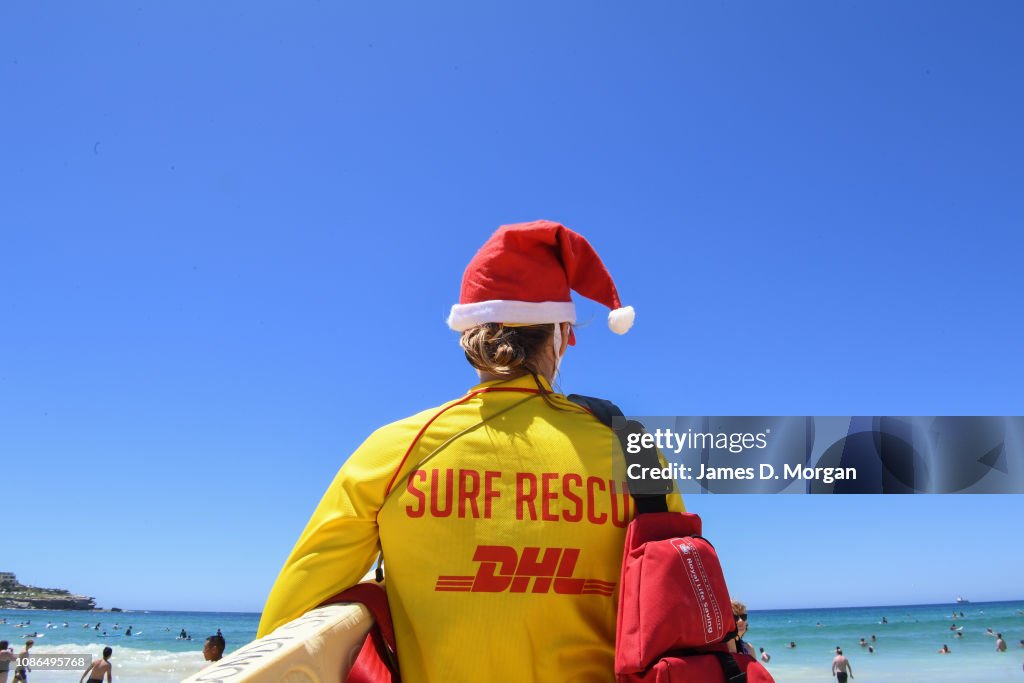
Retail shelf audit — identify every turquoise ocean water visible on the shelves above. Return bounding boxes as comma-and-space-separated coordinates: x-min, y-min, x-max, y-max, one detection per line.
3, 601, 1022, 681
0, 609, 256, 682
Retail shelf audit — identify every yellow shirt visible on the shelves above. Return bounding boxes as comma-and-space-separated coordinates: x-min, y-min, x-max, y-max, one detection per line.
258, 374, 683, 682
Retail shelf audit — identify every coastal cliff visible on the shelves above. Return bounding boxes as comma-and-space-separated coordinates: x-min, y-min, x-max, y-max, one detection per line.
0, 571, 97, 610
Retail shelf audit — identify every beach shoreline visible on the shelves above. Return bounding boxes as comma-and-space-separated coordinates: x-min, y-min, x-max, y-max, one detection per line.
4, 600, 1022, 682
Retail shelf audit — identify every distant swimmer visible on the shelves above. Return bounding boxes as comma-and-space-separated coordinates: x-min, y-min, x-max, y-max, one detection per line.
1018, 639, 1023, 648
986, 628, 995, 637
831, 647, 854, 682
938, 644, 951, 654
124, 627, 132, 637
759, 647, 770, 663
954, 631, 963, 639
867, 645, 874, 654
787, 641, 797, 649
870, 635, 876, 642
79, 646, 113, 683
881, 617, 888, 624
816, 622, 822, 627
950, 623, 958, 631
995, 634, 1007, 652
859, 637, 868, 648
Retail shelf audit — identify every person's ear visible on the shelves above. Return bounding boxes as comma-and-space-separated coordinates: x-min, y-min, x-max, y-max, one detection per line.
558, 322, 570, 355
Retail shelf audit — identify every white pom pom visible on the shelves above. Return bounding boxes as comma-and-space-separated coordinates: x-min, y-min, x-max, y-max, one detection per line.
608, 306, 635, 334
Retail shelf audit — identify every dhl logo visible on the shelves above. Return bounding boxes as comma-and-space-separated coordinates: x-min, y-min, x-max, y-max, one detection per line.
435, 545, 616, 596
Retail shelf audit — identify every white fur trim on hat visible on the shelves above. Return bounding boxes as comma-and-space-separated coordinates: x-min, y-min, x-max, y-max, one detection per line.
608, 306, 635, 334
447, 300, 576, 331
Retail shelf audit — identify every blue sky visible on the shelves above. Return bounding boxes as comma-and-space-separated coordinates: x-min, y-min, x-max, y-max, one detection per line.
1, 2, 1022, 612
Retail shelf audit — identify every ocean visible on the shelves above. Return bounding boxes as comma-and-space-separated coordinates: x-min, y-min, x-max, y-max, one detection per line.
0, 609, 255, 682
3, 601, 1022, 682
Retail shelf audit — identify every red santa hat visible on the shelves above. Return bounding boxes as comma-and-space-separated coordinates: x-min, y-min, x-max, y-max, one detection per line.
447, 220, 635, 341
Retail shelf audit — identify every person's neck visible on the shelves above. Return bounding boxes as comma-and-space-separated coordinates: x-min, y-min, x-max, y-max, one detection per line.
478, 370, 553, 385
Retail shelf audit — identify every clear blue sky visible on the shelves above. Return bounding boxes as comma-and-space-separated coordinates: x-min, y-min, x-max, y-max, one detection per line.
1, 2, 1022, 612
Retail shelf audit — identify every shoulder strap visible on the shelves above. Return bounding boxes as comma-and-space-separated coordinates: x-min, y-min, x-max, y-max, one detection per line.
711, 651, 747, 683
567, 394, 670, 514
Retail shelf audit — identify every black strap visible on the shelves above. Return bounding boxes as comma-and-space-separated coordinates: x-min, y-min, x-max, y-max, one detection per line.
711, 651, 746, 683
567, 394, 670, 513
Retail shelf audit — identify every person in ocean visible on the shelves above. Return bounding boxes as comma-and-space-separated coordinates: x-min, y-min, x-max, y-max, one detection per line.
758, 647, 770, 663
79, 647, 112, 683
11, 640, 31, 683
831, 647, 854, 681
995, 633, 1007, 652
257, 220, 683, 682
203, 634, 225, 662
729, 600, 755, 657
0, 640, 16, 683
937, 644, 950, 654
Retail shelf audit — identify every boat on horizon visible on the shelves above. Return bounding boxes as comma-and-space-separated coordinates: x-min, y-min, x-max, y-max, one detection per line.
956, 596, 969, 604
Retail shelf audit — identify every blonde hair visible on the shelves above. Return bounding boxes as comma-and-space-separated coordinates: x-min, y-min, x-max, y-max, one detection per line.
731, 599, 747, 616
460, 323, 555, 378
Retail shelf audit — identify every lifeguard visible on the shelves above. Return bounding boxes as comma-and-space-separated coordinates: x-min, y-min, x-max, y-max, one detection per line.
258, 220, 682, 683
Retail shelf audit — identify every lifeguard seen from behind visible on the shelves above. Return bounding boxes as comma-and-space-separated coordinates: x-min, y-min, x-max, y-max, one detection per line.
258, 220, 683, 682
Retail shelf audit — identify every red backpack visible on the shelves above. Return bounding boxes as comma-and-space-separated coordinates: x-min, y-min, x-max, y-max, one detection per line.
569, 395, 775, 683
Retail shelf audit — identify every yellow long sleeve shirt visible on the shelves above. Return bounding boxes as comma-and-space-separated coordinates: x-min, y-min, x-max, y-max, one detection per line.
258, 374, 683, 682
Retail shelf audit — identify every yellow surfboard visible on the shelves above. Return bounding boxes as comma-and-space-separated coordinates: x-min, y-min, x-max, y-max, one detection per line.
182, 602, 372, 683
